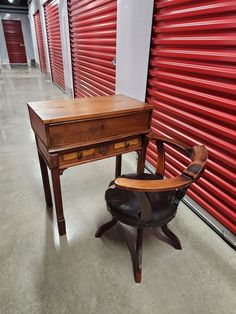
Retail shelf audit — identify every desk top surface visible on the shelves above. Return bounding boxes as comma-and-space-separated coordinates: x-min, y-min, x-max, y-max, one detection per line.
27, 94, 153, 124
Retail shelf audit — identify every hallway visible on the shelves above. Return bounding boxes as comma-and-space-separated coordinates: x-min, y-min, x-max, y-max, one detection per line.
0, 67, 235, 314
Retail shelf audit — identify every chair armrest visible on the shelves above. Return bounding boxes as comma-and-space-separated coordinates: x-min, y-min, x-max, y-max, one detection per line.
183, 145, 208, 181
115, 175, 193, 193
115, 133, 207, 193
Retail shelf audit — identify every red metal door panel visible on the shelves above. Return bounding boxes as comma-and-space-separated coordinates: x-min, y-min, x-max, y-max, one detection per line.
68, 0, 117, 98
146, 0, 236, 234
44, 0, 65, 90
33, 11, 47, 75
2, 20, 27, 64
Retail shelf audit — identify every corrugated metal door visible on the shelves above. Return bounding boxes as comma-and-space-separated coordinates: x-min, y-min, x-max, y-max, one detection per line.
68, 0, 117, 98
2, 20, 27, 64
146, 0, 236, 234
33, 10, 47, 75
44, 0, 65, 90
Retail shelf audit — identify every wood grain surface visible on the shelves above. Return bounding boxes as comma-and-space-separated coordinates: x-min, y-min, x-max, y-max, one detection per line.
27, 94, 153, 124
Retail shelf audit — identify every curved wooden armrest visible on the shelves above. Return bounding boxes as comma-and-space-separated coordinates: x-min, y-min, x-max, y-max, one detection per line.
115, 175, 193, 193
183, 145, 208, 180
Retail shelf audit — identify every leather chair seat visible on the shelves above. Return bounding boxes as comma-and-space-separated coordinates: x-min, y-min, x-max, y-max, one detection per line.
105, 173, 177, 227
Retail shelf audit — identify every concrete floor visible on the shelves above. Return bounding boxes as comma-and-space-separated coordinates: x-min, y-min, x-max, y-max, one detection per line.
0, 67, 235, 314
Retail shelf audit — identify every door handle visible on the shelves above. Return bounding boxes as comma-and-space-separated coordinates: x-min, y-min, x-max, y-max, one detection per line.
112, 57, 116, 66
20, 44, 24, 47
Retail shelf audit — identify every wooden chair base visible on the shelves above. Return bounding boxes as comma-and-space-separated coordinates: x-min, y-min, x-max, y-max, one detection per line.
161, 224, 182, 250
95, 221, 182, 283
95, 217, 117, 238
134, 228, 143, 283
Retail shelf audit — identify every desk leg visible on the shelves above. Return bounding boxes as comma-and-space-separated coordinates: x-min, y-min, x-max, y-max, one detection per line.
137, 145, 147, 174
115, 155, 122, 178
137, 150, 145, 174
137, 135, 148, 174
38, 152, 52, 207
51, 168, 66, 236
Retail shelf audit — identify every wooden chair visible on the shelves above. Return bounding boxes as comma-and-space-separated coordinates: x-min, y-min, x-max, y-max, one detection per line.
95, 133, 208, 283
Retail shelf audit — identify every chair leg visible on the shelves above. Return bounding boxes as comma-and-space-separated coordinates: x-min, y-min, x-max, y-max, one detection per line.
134, 228, 144, 283
161, 224, 182, 250
95, 217, 117, 238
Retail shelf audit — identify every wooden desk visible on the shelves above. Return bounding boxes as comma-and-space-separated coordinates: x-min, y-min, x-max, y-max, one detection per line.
27, 94, 153, 235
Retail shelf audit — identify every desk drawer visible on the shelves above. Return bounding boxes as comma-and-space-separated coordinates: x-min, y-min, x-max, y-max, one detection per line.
59, 137, 142, 168
49, 111, 149, 149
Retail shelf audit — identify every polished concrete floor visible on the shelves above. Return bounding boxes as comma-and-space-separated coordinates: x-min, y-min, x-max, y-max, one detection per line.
0, 67, 235, 314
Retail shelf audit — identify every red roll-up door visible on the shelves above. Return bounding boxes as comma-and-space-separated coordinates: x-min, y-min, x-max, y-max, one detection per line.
44, 0, 65, 90
33, 10, 47, 75
146, 0, 236, 234
68, 0, 117, 98
2, 20, 27, 64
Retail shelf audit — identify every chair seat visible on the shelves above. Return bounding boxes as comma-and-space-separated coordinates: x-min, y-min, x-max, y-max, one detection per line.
105, 173, 177, 227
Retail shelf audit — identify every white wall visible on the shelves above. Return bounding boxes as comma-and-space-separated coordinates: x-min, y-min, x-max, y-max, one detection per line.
115, 0, 154, 101
58, 0, 73, 97
0, 15, 8, 65
0, 12, 35, 66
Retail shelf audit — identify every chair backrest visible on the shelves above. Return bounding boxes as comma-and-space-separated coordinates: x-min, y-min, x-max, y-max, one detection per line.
149, 133, 208, 183
115, 134, 208, 195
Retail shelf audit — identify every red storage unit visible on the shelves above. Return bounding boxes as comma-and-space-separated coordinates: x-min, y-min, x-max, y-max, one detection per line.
146, 0, 236, 234
44, 0, 65, 90
68, 0, 117, 98
33, 10, 47, 75
2, 20, 27, 64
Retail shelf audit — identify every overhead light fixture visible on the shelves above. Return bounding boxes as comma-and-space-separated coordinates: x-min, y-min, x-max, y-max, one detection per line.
8, 0, 14, 4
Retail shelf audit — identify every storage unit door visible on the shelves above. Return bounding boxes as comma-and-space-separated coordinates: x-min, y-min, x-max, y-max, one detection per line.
68, 0, 117, 98
44, 0, 65, 90
33, 11, 47, 75
146, 0, 236, 234
2, 20, 27, 64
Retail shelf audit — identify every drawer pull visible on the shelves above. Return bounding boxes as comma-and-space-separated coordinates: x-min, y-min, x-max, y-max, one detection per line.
125, 142, 130, 148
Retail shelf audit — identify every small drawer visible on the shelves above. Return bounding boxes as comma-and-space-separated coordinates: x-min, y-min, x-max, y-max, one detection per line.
63, 148, 95, 161
49, 111, 150, 149
59, 136, 143, 169
114, 138, 140, 150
